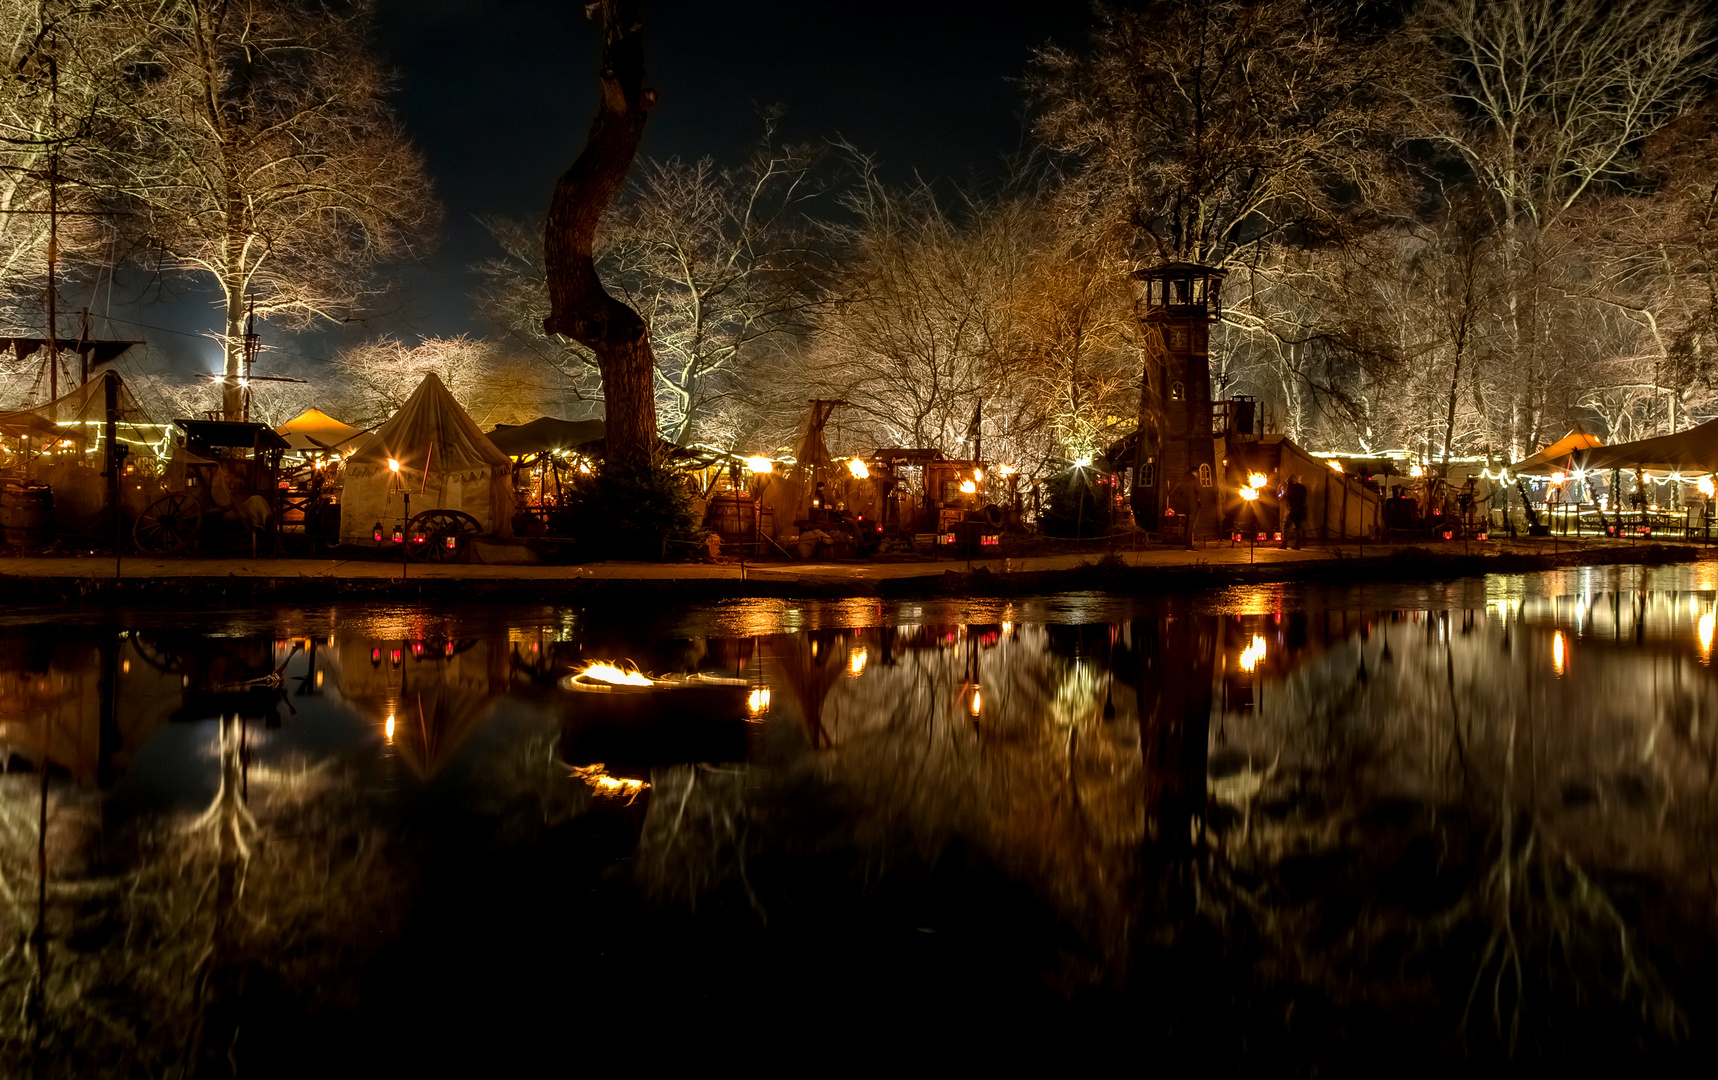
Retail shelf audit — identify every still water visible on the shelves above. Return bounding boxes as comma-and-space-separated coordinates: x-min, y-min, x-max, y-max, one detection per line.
3, 564, 1718, 1073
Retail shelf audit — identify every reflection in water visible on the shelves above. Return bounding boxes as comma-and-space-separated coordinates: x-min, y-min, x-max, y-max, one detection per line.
0, 567, 1715, 1068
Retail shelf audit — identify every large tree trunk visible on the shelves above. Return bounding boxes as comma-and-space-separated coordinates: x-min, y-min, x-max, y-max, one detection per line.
543, 0, 658, 463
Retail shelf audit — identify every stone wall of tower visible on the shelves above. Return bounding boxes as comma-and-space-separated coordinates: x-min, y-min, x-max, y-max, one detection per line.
1149, 316, 1218, 539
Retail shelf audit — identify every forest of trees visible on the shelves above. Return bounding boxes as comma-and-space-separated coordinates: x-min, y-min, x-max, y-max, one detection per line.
4, 0, 1718, 478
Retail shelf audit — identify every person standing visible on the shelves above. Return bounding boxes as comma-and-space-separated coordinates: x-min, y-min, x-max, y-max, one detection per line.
1283, 473, 1308, 549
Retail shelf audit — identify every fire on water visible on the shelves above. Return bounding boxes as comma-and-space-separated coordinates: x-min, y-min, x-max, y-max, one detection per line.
571, 661, 654, 687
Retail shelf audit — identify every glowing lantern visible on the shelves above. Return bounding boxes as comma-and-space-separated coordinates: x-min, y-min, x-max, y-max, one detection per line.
387, 458, 400, 474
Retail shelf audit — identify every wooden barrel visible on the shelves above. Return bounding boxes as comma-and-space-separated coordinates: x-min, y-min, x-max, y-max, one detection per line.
0, 484, 54, 548
705, 494, 754, 539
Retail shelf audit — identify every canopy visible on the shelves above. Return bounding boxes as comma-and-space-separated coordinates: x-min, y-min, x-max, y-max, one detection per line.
1577, 419, 1718, 477
275, 407, 365, 453
485, 416, 605, 458
338, 373, 515, 541
1509, 429, 1605, 477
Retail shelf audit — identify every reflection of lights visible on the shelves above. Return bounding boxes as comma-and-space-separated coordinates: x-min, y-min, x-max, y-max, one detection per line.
747, 456, 773, 475
1247, 472, 1268, 489
315, 670, 324, 687
847, 458, 869, 479
970, 688, 982, 716
747, 687, 771, 716
1238, 634, 1267, 672
1001, 620, 1012, 635
569, 763, 648, 804
848, 646, 868, 676
385, 713, 395, 742
959, 480, 977, 494
1552, 630, 1566, 675
1700, 610, 1715, 660
121, 659, 130, 674
576, 661, 653, 686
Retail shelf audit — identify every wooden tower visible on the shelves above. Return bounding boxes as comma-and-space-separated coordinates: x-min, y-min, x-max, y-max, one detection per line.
1130, 262, 1226, 540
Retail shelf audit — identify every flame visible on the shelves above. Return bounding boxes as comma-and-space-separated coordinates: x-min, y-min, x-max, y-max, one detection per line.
1240, 487, 1259, 501
998, 464, 1016, 477
848, 646, 868, 676
576, 661, 653, 686
973, 468, 984, 482
570, 763, 648, 804
959, 480, 977, 494
1700, 476, 1715, 498
747, 687, 771, 716
747, 455, 773, 475
1551, 471, 1566, 484
1410, 464, 1425, 478
1328, 459, 1344, 472
1247, 472, 1268, 489
1552, 630, 1566, 675
847, 458, 870, 479
387, 458, 400, 473
1238, 634, 1267, 672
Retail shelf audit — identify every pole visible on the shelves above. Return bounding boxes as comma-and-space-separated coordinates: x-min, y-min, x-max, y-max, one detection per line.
401, 490, 410, 579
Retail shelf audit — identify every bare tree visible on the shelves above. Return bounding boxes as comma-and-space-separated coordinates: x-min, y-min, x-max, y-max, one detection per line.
103, 0, 437, 421
542, 0, 657, 464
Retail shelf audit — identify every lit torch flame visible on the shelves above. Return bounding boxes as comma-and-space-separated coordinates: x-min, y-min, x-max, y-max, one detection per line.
847, 458, 869, 479
569, 763, 648, 804
575, 661, 654, 687
1247, 472, 1268, 489
1700, 476, 1715, 498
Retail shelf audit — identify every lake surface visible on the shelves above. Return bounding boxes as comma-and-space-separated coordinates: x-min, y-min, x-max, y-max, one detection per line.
4, 564, 1718, 1073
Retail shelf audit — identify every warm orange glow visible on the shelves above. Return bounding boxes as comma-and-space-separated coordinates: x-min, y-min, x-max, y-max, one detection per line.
1700, 611, 1714, 661
1551, 471, 1566, 485
969, 688, 982, 716
1238, 634, 1267, 672
1327, 459, 1344, 472
315, 670, 324, 687
973, 468, 984, 482
747, 456, 773, 475
570, 763, 648, 804
1247, 472, 1268, 489
1552, 630, 1566, 675
747, 687, 771, 716
385, 713, 395, 741
1240, 487, 1259, 501
576, 661, 653, 687
1409, 463, 1424, 478
387, 458, 400, 473
1700, 476, 1715, 498
847, 646, 868, 676
959, 480, 977, 494
121, 659, 130, 674
847, 458, 869, 479
997, 464, 1016, 477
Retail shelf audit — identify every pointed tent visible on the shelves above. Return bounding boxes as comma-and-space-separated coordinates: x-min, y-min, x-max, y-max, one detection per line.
484, 416, 606, 458
1509, 429, 1605, 477
338, 373, 515, 542
1577, 419, 1718, 477
275, 407, 365, 453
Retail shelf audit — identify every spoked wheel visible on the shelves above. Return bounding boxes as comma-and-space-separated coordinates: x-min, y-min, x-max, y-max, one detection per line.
133, 492, 203, 554
407, 508, 481, 562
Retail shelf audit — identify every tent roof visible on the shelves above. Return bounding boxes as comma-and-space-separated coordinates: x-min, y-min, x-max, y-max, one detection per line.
276, 408, 364, 452
1578, 419, 1718, 476
347, 373, 511, 474
1510, 429, 1605, 476
484, 416, 605, 457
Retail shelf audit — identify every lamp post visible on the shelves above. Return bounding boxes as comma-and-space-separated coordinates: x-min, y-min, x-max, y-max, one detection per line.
1240, 485, 1259, 564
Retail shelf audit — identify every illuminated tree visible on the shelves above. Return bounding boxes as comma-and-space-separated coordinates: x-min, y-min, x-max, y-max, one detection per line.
105, 0, 437, 421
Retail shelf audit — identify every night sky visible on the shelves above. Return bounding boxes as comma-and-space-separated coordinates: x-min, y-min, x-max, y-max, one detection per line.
355, 0, 1094, 343
94, 1, 1094, 376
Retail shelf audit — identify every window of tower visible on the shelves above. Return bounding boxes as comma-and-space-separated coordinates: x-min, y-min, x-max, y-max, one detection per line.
1198, 463, 1212, 487
1169, 381, 1185, 401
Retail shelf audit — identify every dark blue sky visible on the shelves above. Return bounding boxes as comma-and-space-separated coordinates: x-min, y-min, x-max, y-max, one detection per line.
98, 1, 1095, 373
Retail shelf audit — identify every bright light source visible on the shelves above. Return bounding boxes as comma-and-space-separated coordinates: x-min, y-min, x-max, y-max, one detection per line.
847, 646, 868, 677
998, 464, 1016, 477
1240, 487, 1259, 501
1551, 471, 1566, 484
1700, 477, 1715, 498
747, 687, 771, 715
1552, 630, 1566, 675
1238, 634, 1267, 672
387, 458, 400, 473
960, 480, 977, 494
747, 456, 773, 475
1410, 464, 1424, 478
385, 713, 395, 742
1073, 455, 1092, 469
1247, 472, 1268, 489
973, 468, 984, 482
969, 688, 982, 716
577, 661, 653, 686
843, 458, 870, 480
1328, 460, 1344, 472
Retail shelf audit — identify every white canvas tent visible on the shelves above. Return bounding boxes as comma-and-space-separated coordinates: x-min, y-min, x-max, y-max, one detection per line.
338, 373, 515, 542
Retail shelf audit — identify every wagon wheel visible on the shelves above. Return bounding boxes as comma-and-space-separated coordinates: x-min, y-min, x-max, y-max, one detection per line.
133, 492, 202, 554
407, 508, 481, 562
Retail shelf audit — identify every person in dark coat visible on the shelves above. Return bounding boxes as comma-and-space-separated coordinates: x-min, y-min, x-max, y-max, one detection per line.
1282, 473, 1308, 549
